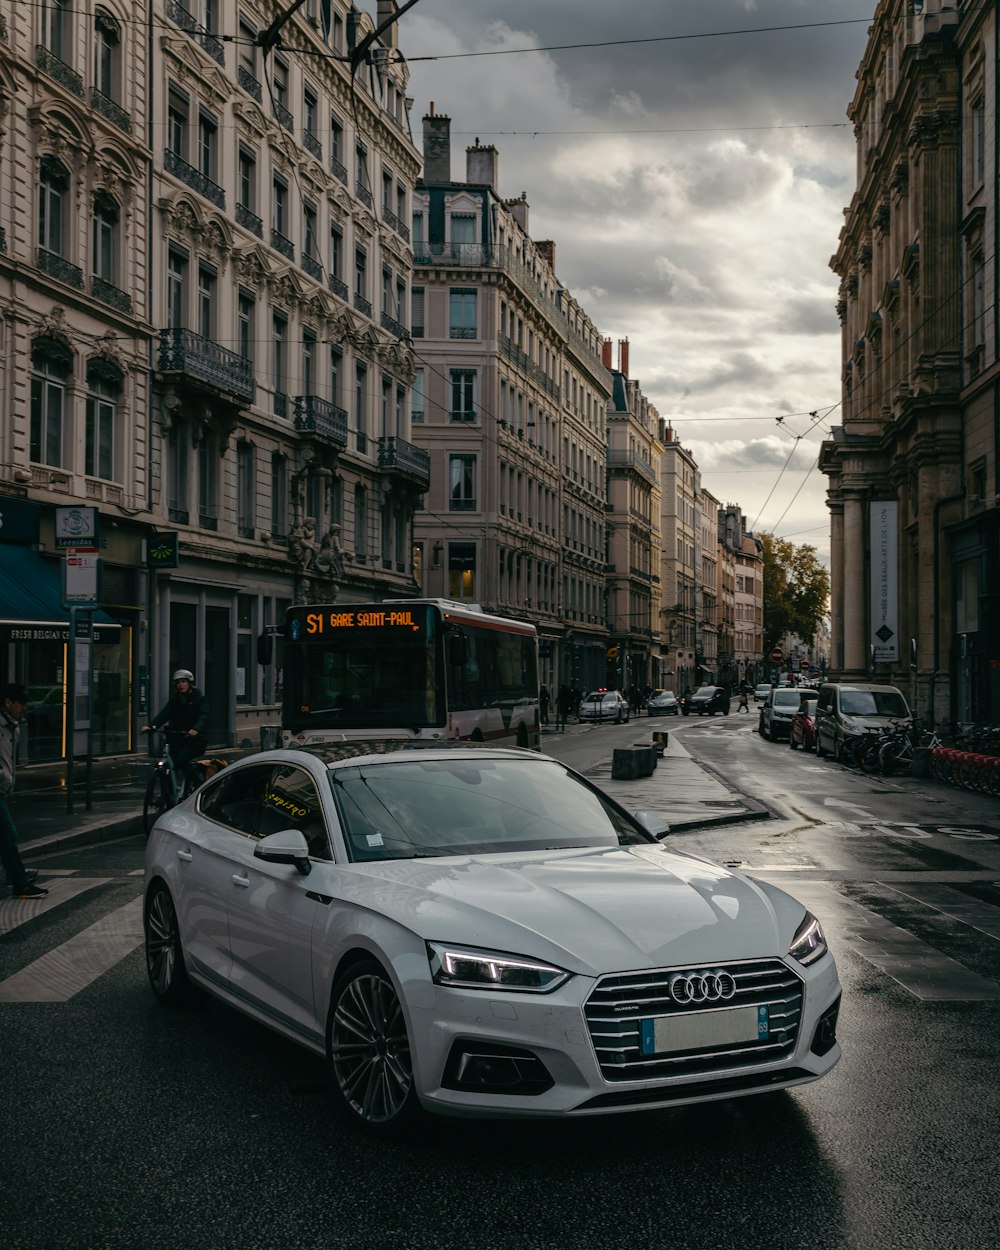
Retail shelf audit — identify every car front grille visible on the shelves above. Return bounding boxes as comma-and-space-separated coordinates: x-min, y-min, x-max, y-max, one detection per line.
584, 958, 803, 1083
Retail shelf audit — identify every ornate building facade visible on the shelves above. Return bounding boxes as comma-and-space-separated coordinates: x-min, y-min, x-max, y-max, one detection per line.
822, 0, 998, 724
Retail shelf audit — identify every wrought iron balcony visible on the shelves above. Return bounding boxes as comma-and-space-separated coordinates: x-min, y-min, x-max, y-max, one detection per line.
158, 327, 256, 407
302, 253, 324, 283
330, 156, 348, 185
382, 206, 401, 233
274, 101, 294, 133
164, 150, 225, 209
377, 436, 430, 492
328, 273, 348, 301
450, 326, 477, 340
271, 228, 294, 261
167, 0, 224, 65
91, 276, 132, 314
606, 448, 657, 485
303, 131, 322, 159
0, 227, 6, 253
236, 204, 263, 238
354, 292, 372, 318
293, 396, 348, 449
37, 248, 84, 289
36, 45, 84, 98
356, 184, 373, 210
238, 67, 262, 103
91, 88, 132, 134
381, 311, 407, 339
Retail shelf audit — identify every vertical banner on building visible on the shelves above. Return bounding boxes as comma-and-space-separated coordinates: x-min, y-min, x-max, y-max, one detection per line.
869, 500, 899, 664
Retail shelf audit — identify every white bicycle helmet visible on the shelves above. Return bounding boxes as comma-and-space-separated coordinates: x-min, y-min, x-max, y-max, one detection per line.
172, 669, 195, 682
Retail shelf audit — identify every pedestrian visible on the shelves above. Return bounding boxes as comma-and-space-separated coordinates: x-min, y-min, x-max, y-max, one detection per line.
141, 668, 210, 794
539, 684, 550, 726
555, 684, 572, 732
737, 686, 749, 712
0, 682, 48, 899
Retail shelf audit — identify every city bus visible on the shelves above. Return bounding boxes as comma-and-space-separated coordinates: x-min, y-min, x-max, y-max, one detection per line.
269, 599, 540, 750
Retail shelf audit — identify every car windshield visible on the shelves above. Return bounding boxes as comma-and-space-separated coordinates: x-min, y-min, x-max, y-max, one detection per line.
841, 690, 909, 717
774, 690, 806, 707
693, 687, 715, 697
329, 756, 652, 861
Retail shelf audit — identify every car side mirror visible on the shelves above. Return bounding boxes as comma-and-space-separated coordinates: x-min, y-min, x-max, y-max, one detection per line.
633, 811, 671, 840
253, 829, 312, 875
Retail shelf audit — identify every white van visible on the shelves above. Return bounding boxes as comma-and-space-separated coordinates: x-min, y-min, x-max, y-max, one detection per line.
814, 683, 911, 761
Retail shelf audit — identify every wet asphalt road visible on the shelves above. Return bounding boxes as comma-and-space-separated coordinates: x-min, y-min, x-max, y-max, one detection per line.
3, 722, 1000, 1250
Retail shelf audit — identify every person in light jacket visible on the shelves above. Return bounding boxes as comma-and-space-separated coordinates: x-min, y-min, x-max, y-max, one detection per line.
0, 683, 47, 898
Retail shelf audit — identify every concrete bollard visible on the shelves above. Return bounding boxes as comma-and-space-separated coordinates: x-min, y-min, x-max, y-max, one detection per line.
612, 747, 642, 780
632, 744, 655, 776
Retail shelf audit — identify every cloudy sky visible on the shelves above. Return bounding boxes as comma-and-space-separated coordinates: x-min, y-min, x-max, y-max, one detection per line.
366, 1, 876, 564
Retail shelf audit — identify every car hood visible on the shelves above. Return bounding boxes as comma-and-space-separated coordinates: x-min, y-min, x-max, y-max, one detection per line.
331, 846, 793, 975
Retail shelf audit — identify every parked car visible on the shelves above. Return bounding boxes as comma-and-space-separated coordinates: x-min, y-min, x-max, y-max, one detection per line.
646, 689, 679, 717
144, 745, 842, 1131
579, 689, 630, 723
814, 683, 911, 761
789, 699, 819, 751
683, 685, 731, 716
759, 688, 819, 742
753, 683, 773, 703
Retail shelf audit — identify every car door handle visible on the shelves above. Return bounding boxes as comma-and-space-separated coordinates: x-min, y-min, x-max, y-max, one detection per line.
232, 873, 250, 888
177, 850, 193, 863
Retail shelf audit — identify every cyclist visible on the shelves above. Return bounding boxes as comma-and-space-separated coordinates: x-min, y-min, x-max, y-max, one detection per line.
142, 669, 209, 796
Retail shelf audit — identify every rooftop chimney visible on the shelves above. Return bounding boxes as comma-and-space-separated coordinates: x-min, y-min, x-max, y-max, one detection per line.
422, 105, 451, 183
601, 338, 613, 369
505, 192, 529, 234
536, 240, 556, 272
376, 1, 398, 49
618, 338, 630, 377
466, 139, 499, 191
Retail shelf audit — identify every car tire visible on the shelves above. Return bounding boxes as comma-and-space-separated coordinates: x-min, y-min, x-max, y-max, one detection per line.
328, 958, 418, 1135
816, 735, 827, 758
144, 883, 198, 1006
768, 722, 778, 742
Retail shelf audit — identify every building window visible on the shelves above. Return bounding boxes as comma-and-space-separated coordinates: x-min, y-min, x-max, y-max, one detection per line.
167, 87, 188, 159
449, 454, 477, 511
302, 329, 316, 395
354, 484, 367, 558
168, 424, 189, 522
272, 177, 288, 236
270, 453, 288, 538
450, 369, 476, 422
92, 192, 119, 283
355, 363, 367, 450
42, 0, 71, 60
330, 346, 342, 405
30, 358, 68, 468
411, 286, 424, 338
355, 246, 367, 298
167, 247, 188, 328
971, 96, 985, 188
236, 594, 257, 705
304, 85, 319, 141
198, 111, 218, 181
197, 264, 216, 339
448, 542, 477, 599
412, 369, 425, 423
356, 142, 371, 195
330, 225, 343, 280
449, 288, 477, 339
94, 9, 121, 100
412, 211, 424, 244
237, 442, 256, 538
237, 289, 255, 363
85, 372, 119, 481
331, 114, 344, 166
39, 157, 69, 257
198, 433, 220, 529
450, 213, 475, 245
238, 147, 256, 211
273, 57, 289, 111
272, 312, 287, 410
303, 200, 318, 259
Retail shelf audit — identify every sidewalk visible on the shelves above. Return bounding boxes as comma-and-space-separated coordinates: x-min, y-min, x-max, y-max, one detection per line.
14, 727, 767, 861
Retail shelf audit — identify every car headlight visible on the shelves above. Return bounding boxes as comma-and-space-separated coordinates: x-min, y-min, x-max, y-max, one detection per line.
788, 912, 828, 965
427, 942, 571, 993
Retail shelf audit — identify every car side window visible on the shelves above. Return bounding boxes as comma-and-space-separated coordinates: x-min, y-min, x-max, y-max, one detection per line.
198, 764, 275, 835
261, 765, 332, 860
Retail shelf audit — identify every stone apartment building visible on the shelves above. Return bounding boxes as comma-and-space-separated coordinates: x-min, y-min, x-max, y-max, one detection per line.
822, 0, 999, 724
0, 0, 428, 759
658, 424, 699, 692
721, 503, 764, 688
410, 113, 613, 693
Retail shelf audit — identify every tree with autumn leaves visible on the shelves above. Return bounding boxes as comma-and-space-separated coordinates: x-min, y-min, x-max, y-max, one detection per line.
760, 533, 830, 655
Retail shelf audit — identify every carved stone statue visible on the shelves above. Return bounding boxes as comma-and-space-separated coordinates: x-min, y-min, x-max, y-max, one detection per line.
288, 516, 319, 571
314, 523, 344, 580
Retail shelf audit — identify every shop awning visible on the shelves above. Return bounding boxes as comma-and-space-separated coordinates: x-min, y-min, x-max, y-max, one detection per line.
0, 544, 121, 643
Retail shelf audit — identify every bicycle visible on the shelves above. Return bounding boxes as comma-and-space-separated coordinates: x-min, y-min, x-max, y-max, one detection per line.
143, 730, 192, 836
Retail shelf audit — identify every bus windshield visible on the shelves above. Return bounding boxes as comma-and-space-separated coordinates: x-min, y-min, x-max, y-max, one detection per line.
286, 604, 444, 732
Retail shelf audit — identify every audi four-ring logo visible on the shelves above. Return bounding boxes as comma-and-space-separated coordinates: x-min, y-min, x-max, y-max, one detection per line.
668, 970, 737, 1005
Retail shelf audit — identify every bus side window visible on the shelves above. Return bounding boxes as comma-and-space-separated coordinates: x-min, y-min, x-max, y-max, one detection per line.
447, 630, 468, 666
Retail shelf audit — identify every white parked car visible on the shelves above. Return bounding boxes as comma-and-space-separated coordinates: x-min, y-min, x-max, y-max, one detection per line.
578, 689, 630, 723
144, 746, 842, 1132
753, 683, 773, 703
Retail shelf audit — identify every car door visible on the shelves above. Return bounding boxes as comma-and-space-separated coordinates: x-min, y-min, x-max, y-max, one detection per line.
179, 762, 277, 986
226, 762, 333, 1041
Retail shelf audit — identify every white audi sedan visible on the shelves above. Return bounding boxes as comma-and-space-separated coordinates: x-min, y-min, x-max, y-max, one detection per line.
144, 745, 841, 1133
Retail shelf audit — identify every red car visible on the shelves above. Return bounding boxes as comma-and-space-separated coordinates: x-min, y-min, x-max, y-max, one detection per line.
789, 699, 818, 751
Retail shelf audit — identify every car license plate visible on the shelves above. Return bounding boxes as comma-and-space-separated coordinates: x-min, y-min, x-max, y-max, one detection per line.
640, 1005, 769, 1055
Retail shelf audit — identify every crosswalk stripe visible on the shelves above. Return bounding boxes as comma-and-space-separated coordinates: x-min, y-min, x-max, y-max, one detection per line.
884, 883, 1000, 942
0, 878, 110, 936
772, 880, 1000, 1002
0, 896, 143, 1002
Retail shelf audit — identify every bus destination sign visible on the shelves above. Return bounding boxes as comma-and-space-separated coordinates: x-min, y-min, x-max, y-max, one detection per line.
294, 608, 421, 636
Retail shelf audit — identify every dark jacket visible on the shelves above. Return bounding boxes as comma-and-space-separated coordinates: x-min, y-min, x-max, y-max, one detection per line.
150, 688, 209, 740
0, 707, 19, 797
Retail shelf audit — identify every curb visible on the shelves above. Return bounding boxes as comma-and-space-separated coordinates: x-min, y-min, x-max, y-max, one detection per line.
21, 812, 144, 860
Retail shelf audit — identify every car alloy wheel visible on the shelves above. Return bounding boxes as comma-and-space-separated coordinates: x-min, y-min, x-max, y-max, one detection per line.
144, 884, 197, 1006
329, 959, 417, 1133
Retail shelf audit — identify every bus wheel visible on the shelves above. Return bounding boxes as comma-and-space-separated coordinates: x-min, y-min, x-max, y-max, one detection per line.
470, 729, 484, 743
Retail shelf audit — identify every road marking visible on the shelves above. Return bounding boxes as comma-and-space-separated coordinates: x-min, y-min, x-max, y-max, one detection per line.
823, 798, 880, 821
0, 895, 143, 1002
775, 881, 1000, 1002
884, 883, 1000, 942
0, 878, 110, 935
